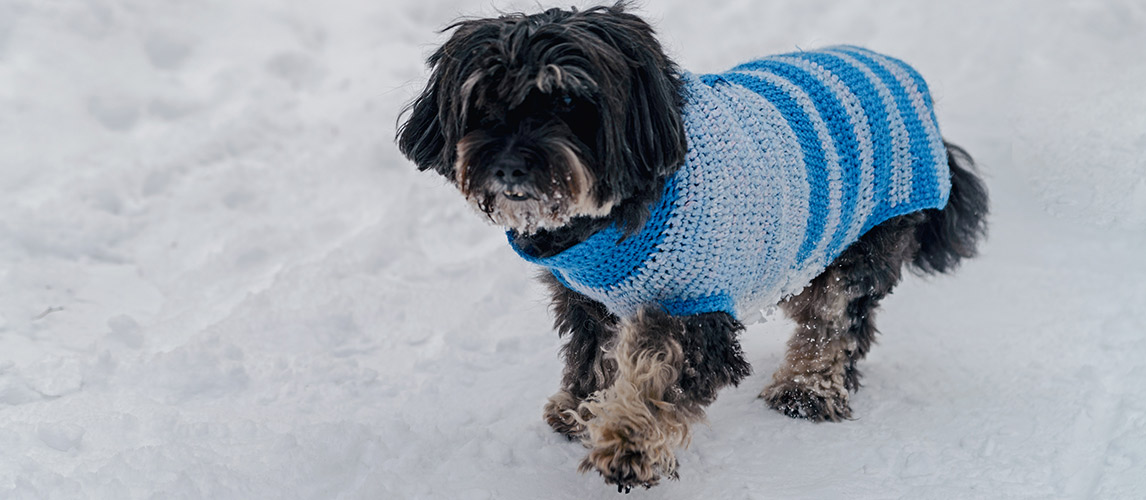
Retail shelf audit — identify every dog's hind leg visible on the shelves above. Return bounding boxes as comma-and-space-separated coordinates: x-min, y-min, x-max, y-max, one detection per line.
540, 272, 620, 440
762, 213, 923, 422
577, 307, 750, 491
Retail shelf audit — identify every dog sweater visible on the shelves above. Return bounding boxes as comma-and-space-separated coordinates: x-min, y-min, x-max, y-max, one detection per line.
510, 46, 951, 322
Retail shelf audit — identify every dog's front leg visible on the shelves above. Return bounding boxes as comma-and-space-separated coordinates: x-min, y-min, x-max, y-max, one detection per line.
577, 306, 751, 492
540, 273, 619, 440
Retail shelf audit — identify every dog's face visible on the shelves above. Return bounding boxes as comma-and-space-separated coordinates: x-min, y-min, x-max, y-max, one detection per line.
398, 4, 687, 234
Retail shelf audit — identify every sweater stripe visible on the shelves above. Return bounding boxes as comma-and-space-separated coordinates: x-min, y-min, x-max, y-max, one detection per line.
733, 69, 846, 269
819, 49, 907, 232
771, 55, 878, 260
716, 71, 835, 267
836, 48, 932, 210
799, 52, 888, 245
718, 81, 810, 302
854, 48, 946, 208
734, 60, 856, 268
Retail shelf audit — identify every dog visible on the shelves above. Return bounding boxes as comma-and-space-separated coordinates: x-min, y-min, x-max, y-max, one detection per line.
397, 3, 988, 492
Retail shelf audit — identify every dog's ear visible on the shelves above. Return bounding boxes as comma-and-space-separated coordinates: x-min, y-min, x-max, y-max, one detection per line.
397, 67, 450, 175
399, 18, 503, 178
592, 5, 688, 181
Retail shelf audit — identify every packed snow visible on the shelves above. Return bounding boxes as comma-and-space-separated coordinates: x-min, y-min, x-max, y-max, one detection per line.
1, 0, 1144, 498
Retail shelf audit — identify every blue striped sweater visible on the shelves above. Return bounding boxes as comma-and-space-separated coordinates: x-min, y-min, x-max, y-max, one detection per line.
510, 46, 951, 322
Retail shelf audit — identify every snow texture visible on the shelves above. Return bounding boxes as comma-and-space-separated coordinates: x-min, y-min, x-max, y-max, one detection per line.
1, 0, 1144, 498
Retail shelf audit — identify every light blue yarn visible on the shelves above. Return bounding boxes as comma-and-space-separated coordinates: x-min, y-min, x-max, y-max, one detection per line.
510, 46, 951, 322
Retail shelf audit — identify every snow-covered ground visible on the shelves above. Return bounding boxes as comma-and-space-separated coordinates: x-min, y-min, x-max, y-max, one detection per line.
2, 0, 1144, 498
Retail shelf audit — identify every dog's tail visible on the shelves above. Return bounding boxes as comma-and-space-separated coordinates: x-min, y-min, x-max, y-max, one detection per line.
910, 142, 990, 275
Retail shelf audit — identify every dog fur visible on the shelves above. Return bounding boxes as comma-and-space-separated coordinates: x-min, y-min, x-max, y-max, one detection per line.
398, 2, 989, 492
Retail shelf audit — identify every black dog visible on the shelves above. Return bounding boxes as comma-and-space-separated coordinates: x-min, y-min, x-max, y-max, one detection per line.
398, 3, 988, 492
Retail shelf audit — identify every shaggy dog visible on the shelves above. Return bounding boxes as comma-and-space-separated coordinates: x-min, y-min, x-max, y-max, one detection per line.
397, 3, 988, 492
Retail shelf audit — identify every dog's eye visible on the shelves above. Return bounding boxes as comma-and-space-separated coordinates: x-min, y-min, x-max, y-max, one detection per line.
555, 94, 576, 113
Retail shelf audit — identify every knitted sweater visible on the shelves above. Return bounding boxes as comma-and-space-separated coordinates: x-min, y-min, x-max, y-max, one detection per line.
510, 46, 951, 322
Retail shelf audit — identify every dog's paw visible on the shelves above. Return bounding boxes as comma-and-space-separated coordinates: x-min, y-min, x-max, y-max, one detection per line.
578, 441, 677, 493
760, 379, 852, 422
543, 390, 589, 440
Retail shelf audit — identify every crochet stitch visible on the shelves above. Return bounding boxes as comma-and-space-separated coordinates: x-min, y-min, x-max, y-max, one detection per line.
510, 46, 952, 322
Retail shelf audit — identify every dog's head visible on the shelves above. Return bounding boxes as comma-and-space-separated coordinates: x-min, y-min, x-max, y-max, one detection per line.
397, 3, 687, 234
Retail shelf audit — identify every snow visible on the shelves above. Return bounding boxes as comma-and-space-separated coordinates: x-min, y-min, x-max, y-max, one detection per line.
1, 0, 1144, 498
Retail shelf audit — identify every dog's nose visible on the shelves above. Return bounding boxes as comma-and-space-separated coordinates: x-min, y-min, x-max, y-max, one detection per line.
491, 156, 536, 201
492, 160, 531, 187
